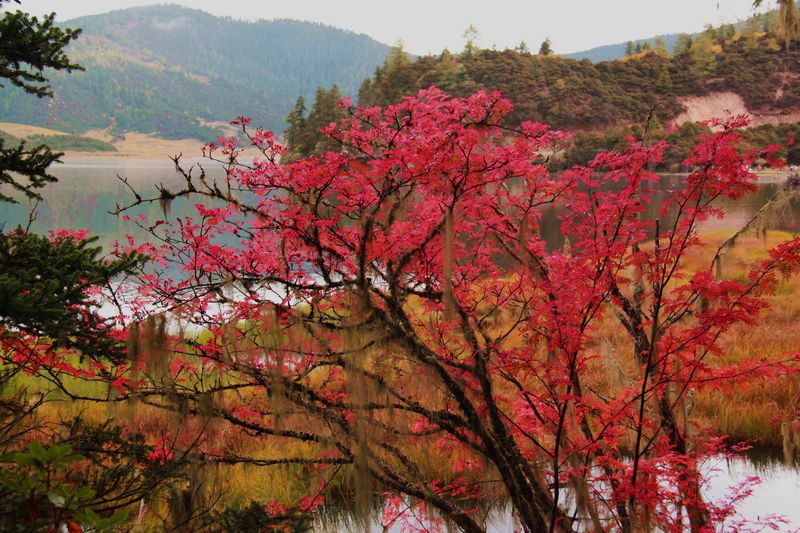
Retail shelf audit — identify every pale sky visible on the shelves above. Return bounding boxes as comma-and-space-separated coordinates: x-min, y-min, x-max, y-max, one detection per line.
13, 0, 774, 55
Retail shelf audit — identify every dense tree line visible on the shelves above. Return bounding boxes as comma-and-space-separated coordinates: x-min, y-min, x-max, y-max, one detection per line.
288, 23, 800, 161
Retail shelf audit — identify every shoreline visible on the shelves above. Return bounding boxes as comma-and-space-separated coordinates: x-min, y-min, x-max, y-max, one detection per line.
0, 121, 211, 160
54, 158, 797, 184
60, 134, 209, 159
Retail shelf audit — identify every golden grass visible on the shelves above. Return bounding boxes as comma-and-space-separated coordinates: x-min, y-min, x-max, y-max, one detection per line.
596, 229, 800, 449
0, 121, 235, 159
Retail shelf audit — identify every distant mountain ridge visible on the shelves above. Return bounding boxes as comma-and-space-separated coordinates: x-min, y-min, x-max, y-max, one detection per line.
0, 4, 391, 139
564, 6, 783, 62
565, 34, 682, 62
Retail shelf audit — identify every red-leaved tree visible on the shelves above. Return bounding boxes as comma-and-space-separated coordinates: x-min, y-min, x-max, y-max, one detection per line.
103, 88, 800, 532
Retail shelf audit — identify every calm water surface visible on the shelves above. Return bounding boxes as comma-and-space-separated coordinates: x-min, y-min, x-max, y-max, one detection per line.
2, 158, 800, 247
0, 157, 228, 248
2, 158, 800, 530
318, 455, 800, 532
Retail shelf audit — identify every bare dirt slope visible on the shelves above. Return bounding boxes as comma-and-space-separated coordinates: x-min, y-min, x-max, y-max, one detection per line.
674, 92, 800, 126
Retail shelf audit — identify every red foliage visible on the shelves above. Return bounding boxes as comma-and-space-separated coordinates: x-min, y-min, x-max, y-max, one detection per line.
121, 88, 800, 532
12, 88, 800, 532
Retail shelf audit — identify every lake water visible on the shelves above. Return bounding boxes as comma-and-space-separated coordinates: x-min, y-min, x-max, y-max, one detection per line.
0, 157, 228, 248
321, 454, 800, 532
2, 158, 800, 530
2, 158, 800, 249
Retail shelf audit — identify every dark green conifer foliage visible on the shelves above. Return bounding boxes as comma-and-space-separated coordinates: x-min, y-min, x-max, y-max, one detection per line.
0, 0, 81, 203
0, 232, 144, 360
0, 1, 144, 362
0, 140, 59, 203
539, 37, 553, 56
284, 86, 347, 159
0, 1, 81, 97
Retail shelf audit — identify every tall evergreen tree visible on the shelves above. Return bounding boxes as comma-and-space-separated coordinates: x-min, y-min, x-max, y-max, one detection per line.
0, 0, 82, 203
284, 95, 308, 160
0, 0, 194, 511
0, 0, 143, 366
306, 85, 346, 154
538, 37, 553, 55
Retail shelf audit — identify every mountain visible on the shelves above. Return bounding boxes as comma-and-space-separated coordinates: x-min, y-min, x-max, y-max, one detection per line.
0, 4, 391, 139
565, 7, 785, 62
282, 20, 800, 169
565, 34, 682, 62
352, 21, 799, 134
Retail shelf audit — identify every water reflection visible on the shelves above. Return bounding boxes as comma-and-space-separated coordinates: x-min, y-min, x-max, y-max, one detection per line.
0, 157, 228, 249
704, 454, 800, 530
2, 161, 799, 253
314, 454, 800, 532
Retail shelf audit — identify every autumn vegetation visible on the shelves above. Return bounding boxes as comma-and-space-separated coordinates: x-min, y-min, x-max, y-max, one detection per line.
286, 17, 800, 173
5, 1, 800, 532
355, 24, 800, 131
60, 88, 794, 532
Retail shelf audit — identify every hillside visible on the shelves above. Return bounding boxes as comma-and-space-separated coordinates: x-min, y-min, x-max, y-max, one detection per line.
0, 4, 390, 140
353, 28, 800, 134
565, 34, 682, 62
281, 23, 800, 168
565, 8, 785, 62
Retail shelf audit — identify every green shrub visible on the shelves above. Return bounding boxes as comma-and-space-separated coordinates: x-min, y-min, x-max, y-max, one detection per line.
27, 133, 117, 152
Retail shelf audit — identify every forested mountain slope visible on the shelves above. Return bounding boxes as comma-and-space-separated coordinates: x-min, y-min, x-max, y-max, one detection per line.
564, 34, 682, 62
284, 21, 800, 167
0, 4, 390, 139
357, 29, 800, 133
